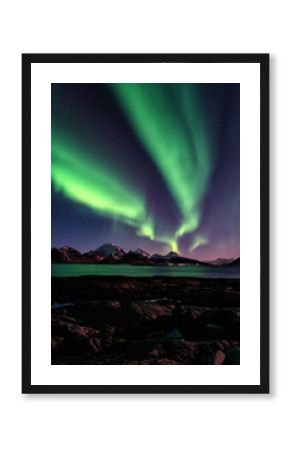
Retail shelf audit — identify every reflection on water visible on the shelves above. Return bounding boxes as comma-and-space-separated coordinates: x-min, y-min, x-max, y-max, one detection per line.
52, 264, 240, 279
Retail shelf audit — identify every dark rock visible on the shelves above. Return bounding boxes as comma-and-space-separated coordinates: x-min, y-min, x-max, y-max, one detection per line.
224, 347, 240, 366
51, 276, 240, 365
52, 319, 101, 338
224, 347, 240, 365
203, 350, 226, 365
162, 328, 184, 340
89, 338, 102, 353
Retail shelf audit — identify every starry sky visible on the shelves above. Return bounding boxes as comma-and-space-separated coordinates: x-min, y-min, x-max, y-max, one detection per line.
51, 83, 240, 261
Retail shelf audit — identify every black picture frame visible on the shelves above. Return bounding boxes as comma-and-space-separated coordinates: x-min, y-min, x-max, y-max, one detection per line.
22, 53, 269, 394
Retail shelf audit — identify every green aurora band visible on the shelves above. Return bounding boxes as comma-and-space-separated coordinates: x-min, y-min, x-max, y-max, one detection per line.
52, 137, 147, 230
190, 234, 209, 252
113, 84, 213, 251
51, 136, 178, 251
52, 84, 214, 254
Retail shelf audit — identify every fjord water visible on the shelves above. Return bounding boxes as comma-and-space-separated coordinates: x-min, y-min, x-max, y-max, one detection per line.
52, 264, 240, 279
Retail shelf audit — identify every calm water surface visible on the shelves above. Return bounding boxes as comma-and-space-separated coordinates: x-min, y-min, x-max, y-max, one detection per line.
52, 264, 239, 279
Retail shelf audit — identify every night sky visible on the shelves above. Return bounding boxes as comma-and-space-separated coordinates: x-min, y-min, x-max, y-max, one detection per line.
51, 83, 240, 261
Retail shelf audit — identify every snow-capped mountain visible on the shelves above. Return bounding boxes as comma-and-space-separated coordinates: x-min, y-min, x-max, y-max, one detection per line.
51, 243, 221, 266
95, 243, 125, 259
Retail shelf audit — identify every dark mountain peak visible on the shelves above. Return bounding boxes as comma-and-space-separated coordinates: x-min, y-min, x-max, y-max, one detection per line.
96, 243, 125, 259
134, 248, 150, 258
51, 243, 213, 266
208, 257, 234, 266
226, 257, 240, 267
51, 246, 81, 263
59, 245, 79, 252
151, 251, 179, 260
207, 257, 240, 267
124, 248, 151, 264
151, 253, 163, 259
165, 251, 179, 258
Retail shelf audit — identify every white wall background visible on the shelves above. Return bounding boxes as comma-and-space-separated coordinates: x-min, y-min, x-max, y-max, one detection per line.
0, 1, 286, 449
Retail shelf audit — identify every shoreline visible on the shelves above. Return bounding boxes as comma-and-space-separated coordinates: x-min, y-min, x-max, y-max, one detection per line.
52, 275, 240, 365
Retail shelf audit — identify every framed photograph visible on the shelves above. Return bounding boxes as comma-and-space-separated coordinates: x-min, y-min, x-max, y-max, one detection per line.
22, 53, 269, 394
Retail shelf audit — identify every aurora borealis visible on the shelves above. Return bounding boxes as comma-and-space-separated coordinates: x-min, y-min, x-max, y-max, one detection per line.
52, 137, 152, 236
52, 83, 240, 260
113, 84, 212, 242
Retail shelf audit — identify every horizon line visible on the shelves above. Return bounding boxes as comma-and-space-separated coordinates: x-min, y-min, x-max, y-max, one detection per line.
51, 243, 240, 262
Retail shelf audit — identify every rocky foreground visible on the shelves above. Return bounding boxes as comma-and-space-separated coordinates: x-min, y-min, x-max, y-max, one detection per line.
52, 276, 240, 365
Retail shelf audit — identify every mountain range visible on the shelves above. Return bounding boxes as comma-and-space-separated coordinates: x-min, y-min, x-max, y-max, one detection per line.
51, 243, 240, 267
